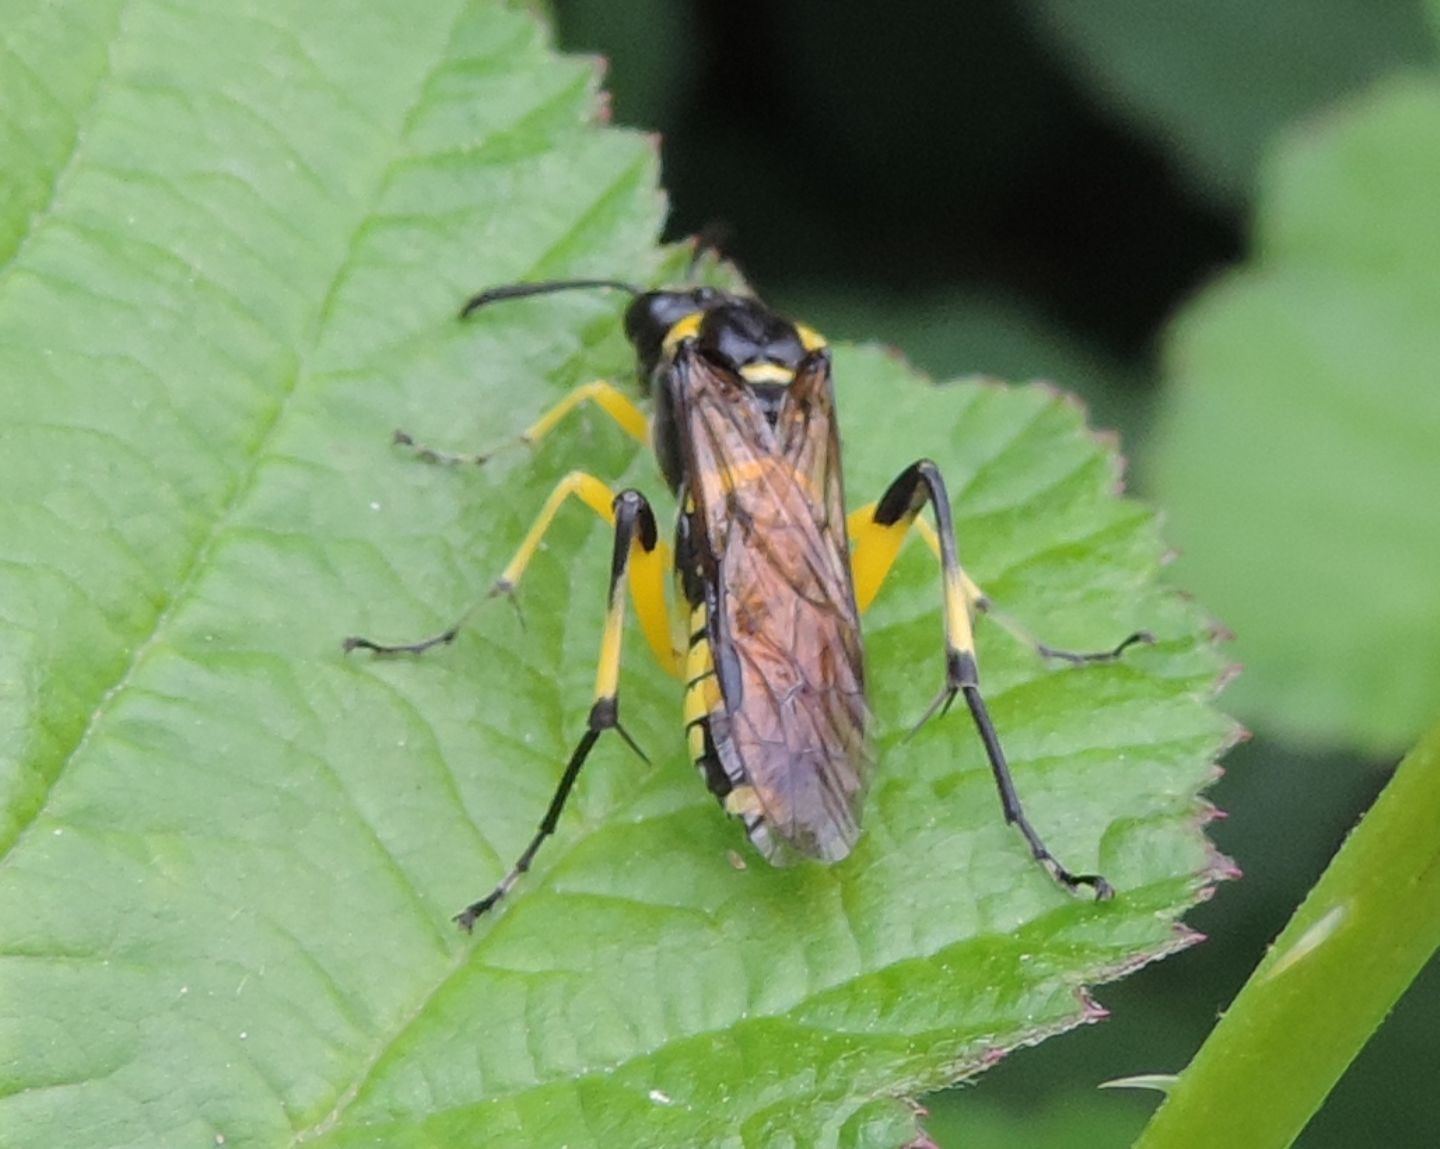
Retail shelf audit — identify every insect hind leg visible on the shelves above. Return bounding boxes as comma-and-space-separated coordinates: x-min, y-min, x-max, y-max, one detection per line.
848, 504, 1152, 664
910, 518, 1153, 664
851, 459, 1114, 901
454, 488, 660, 931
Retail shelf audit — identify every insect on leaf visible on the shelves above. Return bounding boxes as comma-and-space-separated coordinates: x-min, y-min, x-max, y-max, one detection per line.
0, 3, 1232, 1147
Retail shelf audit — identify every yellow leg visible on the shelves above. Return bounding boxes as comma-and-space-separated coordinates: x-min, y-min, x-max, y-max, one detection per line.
346, 470, 681, 677
848, 477, 978, 685
453, 486, 663, 931
498, 471, 678, 676
849, 459, 1114, 900
849, 501, 1150, 665
394, 380, 649, 466
848, 501, 913, 617
520, 380, 648, 449
851, 503, 979, 609
495, 470, 619, 587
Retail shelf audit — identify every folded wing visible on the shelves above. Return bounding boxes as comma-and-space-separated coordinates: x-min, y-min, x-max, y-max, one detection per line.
677, 347, 869, 862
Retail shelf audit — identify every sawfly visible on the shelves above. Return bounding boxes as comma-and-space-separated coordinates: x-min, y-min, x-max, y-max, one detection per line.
346, 277, 1150, 930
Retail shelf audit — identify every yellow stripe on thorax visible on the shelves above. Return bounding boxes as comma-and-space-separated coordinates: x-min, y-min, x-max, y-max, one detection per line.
738, 362, 796, 385
662, 313, 703, 357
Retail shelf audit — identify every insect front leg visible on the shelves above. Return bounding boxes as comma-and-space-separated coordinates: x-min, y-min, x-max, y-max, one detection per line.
849, 460, 1115, 901
394, 379, 649, 466
452, 487, 664, 931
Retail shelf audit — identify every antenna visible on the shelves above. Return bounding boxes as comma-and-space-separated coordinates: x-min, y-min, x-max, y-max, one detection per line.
458, 278, 641, 319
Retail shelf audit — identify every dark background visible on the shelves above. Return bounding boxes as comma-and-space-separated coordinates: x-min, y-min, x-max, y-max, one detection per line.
549, 3, 1439, 1145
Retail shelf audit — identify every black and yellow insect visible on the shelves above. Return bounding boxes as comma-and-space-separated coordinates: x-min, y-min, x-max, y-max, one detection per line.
347, 278, 1149, 931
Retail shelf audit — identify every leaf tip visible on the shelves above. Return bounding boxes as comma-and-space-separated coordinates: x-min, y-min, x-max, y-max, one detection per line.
1193, 798, 1227, 826
1216, 717, 1251, 751
1078, 989, 1111, 1024
1204, 847, 1243, 886
1172, 923, 1208, 949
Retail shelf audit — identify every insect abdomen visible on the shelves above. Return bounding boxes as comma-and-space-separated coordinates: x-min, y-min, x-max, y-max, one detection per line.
682, 602, 773, 847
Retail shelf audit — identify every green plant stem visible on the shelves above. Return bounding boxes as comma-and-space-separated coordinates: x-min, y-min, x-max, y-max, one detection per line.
1134, 722, 1440, 1149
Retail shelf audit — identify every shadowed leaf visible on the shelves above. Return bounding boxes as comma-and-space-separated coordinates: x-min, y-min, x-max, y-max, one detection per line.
1150, 76, 1440, 753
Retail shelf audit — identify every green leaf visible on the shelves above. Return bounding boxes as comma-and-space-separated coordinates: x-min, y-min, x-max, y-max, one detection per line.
1135, 721, 1440, 1149
0, 3, 1231, 1146
773, 286, 1151, 444
1149, 76, 1440, 754
1027, 1, 1437, 203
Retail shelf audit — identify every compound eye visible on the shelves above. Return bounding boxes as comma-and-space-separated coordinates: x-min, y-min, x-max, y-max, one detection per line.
691, 286, 720, 306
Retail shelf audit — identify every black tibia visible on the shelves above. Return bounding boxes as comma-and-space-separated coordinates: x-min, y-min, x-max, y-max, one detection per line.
992, 599, 1154, 664
343, 583, 514, 656
342, 626, 461, 658
1031, 628, 1154, 664
454, 488, 658, 932
961, 684, 1114, 900
452, 723, 599, 932
874, 458, 1114, 902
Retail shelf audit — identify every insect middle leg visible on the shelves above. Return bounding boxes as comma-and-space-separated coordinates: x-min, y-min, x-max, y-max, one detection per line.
849, 459, 1127, 900
345, 470, 678, 676
394, 380, 649, 466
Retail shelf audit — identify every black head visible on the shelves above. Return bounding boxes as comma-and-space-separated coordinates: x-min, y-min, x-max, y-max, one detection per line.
623, 288, 824, 384
454, 276, 825, 390
622, 286, 725, 378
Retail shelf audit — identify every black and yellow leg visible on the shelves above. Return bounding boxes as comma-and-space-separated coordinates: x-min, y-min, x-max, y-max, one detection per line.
851, 459, 1113, 900
345, 470, 679, 678
453, 487, 661, 931
394, 380, 649, 466
848, 506, 1151, 662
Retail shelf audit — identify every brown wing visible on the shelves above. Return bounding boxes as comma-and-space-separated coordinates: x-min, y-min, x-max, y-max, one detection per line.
676, 347, 869, 863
